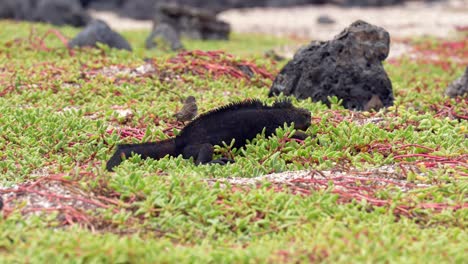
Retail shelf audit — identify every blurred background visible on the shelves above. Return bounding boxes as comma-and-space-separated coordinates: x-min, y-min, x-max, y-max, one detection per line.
1, 0, 467, 58
1, 0, 466, 38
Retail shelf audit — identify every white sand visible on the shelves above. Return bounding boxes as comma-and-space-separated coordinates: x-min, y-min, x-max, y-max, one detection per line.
219, 0, 468, 40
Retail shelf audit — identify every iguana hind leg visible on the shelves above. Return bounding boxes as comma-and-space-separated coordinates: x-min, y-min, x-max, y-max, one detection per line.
182, 143, 234, 165
182, 143, 214, 164
208, 157, 235, 165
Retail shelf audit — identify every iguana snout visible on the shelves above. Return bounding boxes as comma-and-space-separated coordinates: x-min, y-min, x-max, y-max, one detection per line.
291, 108, 312, 131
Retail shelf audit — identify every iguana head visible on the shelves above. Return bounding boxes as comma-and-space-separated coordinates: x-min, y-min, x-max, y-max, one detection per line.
289, 107, 312, 131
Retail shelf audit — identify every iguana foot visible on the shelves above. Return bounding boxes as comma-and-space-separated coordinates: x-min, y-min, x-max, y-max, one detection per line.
207, 158, 235, 165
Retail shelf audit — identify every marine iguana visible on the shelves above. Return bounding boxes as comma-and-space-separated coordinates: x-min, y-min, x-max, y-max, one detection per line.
106, 99, 311, 171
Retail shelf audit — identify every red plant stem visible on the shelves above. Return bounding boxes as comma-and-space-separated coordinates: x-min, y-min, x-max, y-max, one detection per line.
97, 195, 124, 206
22, 206, 93, 226
43, 29, 69, 46
452, 111, 468, 120
394, 154, 467, 162
25, 189, 110, 209
397, 144, 436, 152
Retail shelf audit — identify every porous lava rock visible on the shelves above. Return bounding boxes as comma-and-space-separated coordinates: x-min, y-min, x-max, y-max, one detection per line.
445, 66, 468, 98
317, 14, 335, 24
334, 0, 404, 7
35, 0, 90, 27
0, 0, 89, 27
269, 20, 394, 111
151, 3, 231, 40
68, 19, 132, 51
145, 23, 184, 51
0, 0, 18, 19
119, 0, 156, 20
82, 0, 123, 11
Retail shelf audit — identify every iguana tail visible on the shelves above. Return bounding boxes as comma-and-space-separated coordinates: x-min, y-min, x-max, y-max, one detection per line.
106, 139, 177, 171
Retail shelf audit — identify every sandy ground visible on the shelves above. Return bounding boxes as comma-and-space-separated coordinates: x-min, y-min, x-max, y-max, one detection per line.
219, 0, 468, 41
89, 10, 153, 30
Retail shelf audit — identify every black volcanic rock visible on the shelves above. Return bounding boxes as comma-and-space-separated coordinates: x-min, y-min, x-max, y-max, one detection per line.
119, 0, 156, 20
335, 0, 404, 7
0, 0, 37, 20
146, 23, 184, 51
0, 0, 89, 27
35, 0, 90, 27
445, 66, 468, 98
151, 3, 231, 40
269, 20, 394, 111
81, 0, 123, 10
317, 14, 335, 24
68, 19, 132, 51
0, 0, 15, 19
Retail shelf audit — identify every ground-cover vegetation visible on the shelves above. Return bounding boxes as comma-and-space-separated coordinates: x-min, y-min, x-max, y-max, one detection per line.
0, 21, 466, 263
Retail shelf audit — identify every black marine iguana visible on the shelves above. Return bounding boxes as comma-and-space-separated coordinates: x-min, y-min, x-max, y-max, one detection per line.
106, 99, 311, 171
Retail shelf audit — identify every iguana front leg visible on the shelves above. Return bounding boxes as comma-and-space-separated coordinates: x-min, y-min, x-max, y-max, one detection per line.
291, 130, 309, 140
182, 143, 234, 165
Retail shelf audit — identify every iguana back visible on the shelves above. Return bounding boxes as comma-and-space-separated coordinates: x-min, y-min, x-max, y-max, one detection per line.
176, 99, 311, 149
